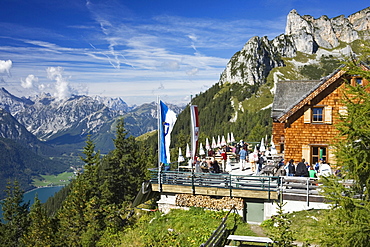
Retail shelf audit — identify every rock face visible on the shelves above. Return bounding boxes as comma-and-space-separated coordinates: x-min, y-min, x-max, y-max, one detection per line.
0, 88, 116, 141
285, 8, 370, 53
0, 87, 183, 147
220, 7, 370, 87
220, 36, 284, 85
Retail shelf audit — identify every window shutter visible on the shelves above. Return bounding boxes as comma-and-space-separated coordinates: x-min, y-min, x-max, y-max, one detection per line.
324, 106, 332, 124
304, 106, 311, 123
302, 145, 310, 162
328, 146, 335, 164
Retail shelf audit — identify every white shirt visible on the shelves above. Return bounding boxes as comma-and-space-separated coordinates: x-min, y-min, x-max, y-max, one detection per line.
320, 163, 332, 177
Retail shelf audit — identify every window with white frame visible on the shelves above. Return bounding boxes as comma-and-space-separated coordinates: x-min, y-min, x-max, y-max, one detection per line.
312, 107, 323, 122
304, 106, 332, 124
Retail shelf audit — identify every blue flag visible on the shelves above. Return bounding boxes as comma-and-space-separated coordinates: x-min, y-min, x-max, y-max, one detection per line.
159, 101, 177, 164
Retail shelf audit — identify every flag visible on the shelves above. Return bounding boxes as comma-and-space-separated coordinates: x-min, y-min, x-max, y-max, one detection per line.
190, 105, 199, 162
159, 100, 177, 164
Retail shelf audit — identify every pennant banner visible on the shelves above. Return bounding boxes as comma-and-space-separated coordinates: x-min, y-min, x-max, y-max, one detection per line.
190, 105, 199, 162
159, 101, 177, 164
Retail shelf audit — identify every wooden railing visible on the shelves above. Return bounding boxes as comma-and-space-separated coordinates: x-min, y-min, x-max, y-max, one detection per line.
200, 206, 238, 247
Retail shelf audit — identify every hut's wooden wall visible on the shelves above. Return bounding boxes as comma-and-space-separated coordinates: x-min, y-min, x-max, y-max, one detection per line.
272, 122, 285, 154
282, 81, 346, 164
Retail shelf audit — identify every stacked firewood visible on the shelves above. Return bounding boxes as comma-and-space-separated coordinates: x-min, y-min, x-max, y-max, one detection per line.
175, 194, 243, 210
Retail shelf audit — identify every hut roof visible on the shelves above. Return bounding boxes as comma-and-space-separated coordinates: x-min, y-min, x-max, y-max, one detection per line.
271, 67, 346, 122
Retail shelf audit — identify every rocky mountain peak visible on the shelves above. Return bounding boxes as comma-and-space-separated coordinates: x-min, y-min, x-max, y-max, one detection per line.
220, 7, 370, 88
285, 8, 369, 53
348, 7, 370, 31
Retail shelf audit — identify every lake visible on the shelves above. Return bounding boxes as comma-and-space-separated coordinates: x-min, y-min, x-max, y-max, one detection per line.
0, 186, 64, 220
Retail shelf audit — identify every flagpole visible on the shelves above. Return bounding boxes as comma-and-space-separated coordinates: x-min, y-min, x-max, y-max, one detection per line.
157, 96, 162, 192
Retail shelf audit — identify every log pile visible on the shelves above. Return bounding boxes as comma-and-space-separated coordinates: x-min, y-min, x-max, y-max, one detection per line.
175, 194, 243, 210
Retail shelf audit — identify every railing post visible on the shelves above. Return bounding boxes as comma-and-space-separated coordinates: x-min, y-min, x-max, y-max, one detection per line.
229, 173, 232, 198
279, 176, 284, 204
306, 177, 310, 207
268, 177, 271, 201
158, 169, 162, 192
192, 172, 195, 195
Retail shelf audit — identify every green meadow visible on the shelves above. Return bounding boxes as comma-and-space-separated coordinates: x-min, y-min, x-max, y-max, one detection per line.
33, 172, 75, 187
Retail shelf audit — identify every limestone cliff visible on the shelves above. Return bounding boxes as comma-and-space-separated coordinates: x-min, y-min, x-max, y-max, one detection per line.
220, 7, 370, 87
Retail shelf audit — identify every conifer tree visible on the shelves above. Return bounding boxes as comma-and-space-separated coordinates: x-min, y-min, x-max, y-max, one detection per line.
267, 201, 295, 247
80, 134, 101, 167
80, 134, 101, 198
0, 180, 30, 247
80, 195, 105, 247
57, 135, 102, 246
100, 118, 147, 205
57, 178, 90, 246
319, 60, 370, 246
22, 195, 54, 247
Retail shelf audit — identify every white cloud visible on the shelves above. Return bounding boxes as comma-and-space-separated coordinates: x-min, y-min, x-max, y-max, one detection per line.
0, 60, 12, 76
186, 68, 199, 76
161, 60, 180, 70
21, 74, 38, 88
38, 84, 46, 91
46, 67, 71, 100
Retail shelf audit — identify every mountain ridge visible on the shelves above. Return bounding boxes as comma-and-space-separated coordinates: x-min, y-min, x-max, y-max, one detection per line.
220, 7, 370, 89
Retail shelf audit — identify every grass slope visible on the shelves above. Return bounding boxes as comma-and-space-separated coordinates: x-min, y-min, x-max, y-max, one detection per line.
100, 207, 256, 247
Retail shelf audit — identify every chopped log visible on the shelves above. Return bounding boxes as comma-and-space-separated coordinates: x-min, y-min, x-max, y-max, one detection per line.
175, 194, 243, 210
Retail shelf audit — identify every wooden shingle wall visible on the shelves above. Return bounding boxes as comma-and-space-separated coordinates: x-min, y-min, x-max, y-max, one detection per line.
282, 80, 347, 164
272, 122, 285, 154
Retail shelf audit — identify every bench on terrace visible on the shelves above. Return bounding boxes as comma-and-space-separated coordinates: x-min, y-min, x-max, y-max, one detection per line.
227, 235, 273, 247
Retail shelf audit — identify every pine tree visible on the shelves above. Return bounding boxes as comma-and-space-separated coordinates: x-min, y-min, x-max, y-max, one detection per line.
267, 201, 295, 247
57, 135, 103, 246
22, 195, 54, 247
0, 180, 30, 247
100, 118, 147, 205
57, 178, 90, 246
80, 134, 101, 166
319, 61, 370, 246
80, 134, 101, 198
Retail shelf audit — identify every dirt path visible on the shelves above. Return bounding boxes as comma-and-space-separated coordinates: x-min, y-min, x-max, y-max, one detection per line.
249, 224, 267, 237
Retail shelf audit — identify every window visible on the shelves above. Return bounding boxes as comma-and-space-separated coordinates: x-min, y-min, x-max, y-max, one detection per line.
356, 78, 363, 86
351, 77, 364, 87
304, 106, 332, 124
312, 107, 323, 122
311, 146, 327, 164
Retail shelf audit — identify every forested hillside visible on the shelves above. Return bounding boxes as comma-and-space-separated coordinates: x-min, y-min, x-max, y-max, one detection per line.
171, 81, 272, 144
0, 137, 69, 199
0, 118, 154, 246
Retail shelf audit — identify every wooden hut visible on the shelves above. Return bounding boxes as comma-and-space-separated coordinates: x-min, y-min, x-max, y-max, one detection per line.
271, 65, 369, 165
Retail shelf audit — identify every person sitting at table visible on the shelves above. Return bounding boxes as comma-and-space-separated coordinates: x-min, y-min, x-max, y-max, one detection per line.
206, 158, 213, 172
213, 160, 221, 173
195, 158, 202, 173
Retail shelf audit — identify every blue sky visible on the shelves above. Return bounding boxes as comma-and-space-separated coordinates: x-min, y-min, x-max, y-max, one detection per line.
0, 0, 368, 105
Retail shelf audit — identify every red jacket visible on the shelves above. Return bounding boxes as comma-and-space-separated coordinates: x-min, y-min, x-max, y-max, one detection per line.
221, 152, 227, 160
